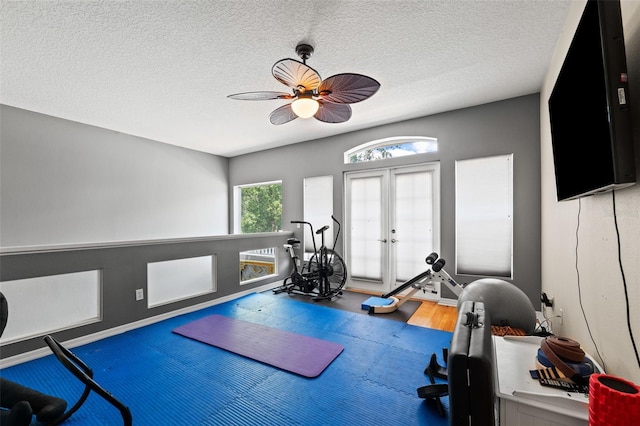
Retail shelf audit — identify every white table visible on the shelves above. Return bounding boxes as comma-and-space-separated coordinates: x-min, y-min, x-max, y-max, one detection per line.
493, 336, 601, 426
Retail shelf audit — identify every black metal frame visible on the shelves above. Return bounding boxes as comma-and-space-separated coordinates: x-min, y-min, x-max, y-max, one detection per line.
43, 335, 132, 425
274, 215, 347, 301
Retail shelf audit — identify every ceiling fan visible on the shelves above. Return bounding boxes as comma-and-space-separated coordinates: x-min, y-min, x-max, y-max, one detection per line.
227, 44, 381, 125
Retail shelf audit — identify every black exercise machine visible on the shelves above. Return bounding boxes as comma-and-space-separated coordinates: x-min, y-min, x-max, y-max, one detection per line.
273, 215, 347, 301
417, 301, 495, 425
0, 291, 131, 425
367, 252, 464, 314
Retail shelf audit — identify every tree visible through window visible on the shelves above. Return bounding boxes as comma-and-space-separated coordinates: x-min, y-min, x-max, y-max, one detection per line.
238, 182, 282, 233
344, 136, 438, 164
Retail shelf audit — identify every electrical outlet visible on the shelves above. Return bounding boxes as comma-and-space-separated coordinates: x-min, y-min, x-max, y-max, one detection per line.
297, 223, 301, 228
135, 288, 144, 301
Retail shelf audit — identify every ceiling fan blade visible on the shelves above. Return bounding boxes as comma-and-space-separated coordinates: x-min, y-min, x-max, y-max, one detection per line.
314, 100, 352, 124
272, 59, 321, 91
227, 91, 293, 101
318, 73, 381, 104
269, 104, 298, 125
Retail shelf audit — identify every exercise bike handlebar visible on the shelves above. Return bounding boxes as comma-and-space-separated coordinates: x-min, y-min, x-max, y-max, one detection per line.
291, 220, 313, 227
331, 215, 341, 252
291, 220, 317, 255
291, 217, 343, 253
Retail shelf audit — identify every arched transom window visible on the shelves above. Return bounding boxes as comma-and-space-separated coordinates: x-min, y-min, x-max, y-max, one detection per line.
344, 136, 438, 164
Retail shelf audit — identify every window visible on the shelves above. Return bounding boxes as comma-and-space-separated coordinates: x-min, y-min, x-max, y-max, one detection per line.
239, 248, 277, 283
344, 136, 438, 164
303, 175, 333, 258
0, 270, 101, 344
455, 154, 513, 277
148, 256, 216, 307
234, 181, 282, 233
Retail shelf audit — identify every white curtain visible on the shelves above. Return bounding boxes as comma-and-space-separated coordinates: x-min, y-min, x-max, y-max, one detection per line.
393, 171, 434, 281
455, 154, 513, 277
349, 176, 383, 280
303, 175, 334, 255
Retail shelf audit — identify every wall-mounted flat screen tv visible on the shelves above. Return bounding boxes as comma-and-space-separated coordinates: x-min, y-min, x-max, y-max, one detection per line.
548, 0, 636, 201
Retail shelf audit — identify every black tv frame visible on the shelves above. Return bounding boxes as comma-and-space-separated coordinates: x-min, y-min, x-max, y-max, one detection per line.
548, 0, 636, 201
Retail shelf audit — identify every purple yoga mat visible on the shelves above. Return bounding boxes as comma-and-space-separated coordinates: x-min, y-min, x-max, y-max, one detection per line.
172, 314, 343, 378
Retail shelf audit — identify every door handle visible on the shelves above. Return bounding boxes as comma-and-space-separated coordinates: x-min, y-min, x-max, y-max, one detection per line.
377, 239, 387, 243
391, 239, 399, 243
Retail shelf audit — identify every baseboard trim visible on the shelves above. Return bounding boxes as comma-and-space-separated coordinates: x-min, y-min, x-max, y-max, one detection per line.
438, 298, 458, 307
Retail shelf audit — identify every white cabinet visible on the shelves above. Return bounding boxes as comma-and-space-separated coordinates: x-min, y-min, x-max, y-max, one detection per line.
493, 336, 600, 426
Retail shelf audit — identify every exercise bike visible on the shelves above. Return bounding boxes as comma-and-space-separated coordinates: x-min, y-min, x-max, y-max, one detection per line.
273, 215, 348, 301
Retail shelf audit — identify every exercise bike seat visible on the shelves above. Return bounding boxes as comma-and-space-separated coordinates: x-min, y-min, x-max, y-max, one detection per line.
316, 226, 329, 234
286, 238, 300, 246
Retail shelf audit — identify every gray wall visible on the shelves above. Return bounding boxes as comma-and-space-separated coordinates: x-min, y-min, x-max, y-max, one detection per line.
0, 94, 541, 357
0, 233, 292, 358
0, 105, 229, 247
540, 0, 640, 383
0, 105, 291, 359
230, 94, 542, 305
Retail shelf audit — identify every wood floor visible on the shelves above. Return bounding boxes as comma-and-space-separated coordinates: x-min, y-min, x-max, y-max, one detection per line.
347, 288, 458, 332
407, 299, 458, 332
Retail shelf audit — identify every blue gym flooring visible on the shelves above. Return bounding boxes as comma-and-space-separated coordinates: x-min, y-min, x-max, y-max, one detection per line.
1, 292, 453, 425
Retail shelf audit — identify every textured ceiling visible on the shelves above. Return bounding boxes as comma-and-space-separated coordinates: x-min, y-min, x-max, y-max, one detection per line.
1, 0, 572, 157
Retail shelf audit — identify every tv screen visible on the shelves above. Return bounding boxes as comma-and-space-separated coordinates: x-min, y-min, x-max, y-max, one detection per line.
548, 0, 636, 201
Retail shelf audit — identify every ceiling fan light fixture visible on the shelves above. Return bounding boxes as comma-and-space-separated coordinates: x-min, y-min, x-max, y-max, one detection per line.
228, 43, 380, 125
291, 96, 319, 118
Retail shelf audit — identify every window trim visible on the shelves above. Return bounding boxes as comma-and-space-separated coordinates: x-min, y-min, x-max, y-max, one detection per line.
233, 180, 283, 234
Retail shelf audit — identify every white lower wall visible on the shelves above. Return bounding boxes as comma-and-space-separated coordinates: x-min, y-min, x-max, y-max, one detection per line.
540, 0, 640, 384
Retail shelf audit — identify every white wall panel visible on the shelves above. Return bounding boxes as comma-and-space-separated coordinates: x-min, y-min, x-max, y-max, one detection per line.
0, 270, 101, 343
147, 255, 215, 307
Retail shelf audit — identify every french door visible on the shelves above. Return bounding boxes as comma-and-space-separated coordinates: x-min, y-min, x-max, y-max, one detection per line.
344, 163, 440, 299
